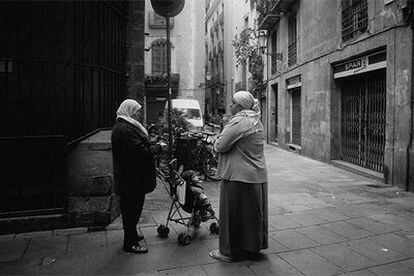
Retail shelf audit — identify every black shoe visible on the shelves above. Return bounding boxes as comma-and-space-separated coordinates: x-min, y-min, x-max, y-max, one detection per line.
123, 245, 148, 254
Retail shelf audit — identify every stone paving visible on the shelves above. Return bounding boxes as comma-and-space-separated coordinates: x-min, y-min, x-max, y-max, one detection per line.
1, 145, 414, 275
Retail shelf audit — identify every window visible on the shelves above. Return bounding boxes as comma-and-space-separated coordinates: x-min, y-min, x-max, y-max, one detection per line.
271, 31, 277, 74
288, 14, 297, 67
151, 39, 167, 74
342, 0, 368, 41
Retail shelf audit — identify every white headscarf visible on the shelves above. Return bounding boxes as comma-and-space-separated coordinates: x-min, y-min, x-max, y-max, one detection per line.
233, 91, 255, 110
230, 91, 261, 130
116, 99, 148, 136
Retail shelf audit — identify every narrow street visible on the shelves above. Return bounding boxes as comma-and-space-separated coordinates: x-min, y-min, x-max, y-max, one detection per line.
1, 145, 414, 275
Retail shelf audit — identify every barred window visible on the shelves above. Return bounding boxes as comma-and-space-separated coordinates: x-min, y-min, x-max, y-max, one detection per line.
288, 15, 297, 67
342, 0, 368, 41
151, 39, 167, 74
271, 31, 277, 75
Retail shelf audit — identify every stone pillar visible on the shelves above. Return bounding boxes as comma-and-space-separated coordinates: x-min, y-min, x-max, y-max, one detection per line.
66, 130, 119, 227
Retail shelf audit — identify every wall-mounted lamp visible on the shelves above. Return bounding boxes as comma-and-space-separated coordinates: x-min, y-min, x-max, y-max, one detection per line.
257, 30, 268, 54
256, 30, 283, 61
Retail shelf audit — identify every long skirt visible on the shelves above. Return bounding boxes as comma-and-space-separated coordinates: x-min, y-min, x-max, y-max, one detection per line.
219, 180, 268, 256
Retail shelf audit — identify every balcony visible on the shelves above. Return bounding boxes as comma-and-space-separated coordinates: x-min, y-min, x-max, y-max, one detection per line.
218, 12, 224, 26
258, 14, 281, 31
148, 11, 174, 29
257, 0, 298, 30
217, 41, 223, 54
214, 73, 224, 86
213, 20, 219, 32
144, 73, 179, 89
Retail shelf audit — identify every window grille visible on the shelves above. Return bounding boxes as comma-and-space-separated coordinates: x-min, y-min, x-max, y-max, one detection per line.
271, 31, 277, 74
342, 0, 368, 41
151, 39, 167, 74
288, 15, 297, 67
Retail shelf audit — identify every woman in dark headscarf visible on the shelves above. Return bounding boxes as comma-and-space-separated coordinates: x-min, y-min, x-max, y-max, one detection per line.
111, 99, 156, 254
209, 91, 268, 262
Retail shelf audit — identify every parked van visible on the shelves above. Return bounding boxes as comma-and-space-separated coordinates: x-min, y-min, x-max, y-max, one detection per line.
164, 99, 204, 130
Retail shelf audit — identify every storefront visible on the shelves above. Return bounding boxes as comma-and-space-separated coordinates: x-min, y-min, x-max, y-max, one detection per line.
333, 50, 386, 173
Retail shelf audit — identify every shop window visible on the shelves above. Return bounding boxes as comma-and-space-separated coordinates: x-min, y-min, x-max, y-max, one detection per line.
342, 0, 368, 41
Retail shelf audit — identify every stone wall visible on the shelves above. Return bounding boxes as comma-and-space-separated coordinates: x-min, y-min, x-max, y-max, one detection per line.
127, 0, 146, 102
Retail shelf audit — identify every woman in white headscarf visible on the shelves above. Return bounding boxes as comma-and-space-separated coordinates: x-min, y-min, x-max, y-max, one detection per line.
209, 91, 268, 262
111, 99, 156, 254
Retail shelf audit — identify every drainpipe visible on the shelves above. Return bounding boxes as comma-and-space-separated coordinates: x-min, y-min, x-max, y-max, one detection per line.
407, 0, 414, 191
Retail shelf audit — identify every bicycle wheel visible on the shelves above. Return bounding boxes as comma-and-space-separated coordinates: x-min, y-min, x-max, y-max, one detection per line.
202, 150, 220, 181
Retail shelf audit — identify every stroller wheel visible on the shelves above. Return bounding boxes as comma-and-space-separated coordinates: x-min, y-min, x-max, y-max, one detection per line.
210, 222, 219, 234
183, 235, 192, 245
178, 233, 192, 246
157, 224, 170, 238
178, 233, 184, 245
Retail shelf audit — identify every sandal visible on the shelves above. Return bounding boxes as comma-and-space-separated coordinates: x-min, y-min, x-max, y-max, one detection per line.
123, 245, 148, 254
209, 249, 235, 263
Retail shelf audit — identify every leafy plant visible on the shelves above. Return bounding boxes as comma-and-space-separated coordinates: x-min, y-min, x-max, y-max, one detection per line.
256, 0, 277, 16
232, 28, 264, 95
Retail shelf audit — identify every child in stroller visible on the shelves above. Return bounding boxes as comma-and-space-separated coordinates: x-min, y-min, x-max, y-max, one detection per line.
180, 170, 215, 225
156, 162, 219, 246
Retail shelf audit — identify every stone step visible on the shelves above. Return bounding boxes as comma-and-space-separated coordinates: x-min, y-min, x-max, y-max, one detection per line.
0, 213, 67, 235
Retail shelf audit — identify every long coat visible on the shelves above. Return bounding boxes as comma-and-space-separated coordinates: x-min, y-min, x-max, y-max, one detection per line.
111, 118, 156, 197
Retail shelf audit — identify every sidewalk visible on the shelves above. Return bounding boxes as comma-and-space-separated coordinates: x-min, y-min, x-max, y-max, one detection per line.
1, 145, 414, 275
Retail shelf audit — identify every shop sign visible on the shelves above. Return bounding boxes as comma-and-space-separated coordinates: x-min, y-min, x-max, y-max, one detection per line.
334, 50, 386, 79
286, 75, 301, 89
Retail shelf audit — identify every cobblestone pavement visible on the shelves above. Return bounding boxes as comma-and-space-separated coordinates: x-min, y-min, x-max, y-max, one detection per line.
1, 145, 414, 275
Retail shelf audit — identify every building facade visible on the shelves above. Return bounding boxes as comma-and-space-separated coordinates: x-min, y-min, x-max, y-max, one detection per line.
206, 0, 262, 121
258, 0, 414, 190
144, 0, 205, 124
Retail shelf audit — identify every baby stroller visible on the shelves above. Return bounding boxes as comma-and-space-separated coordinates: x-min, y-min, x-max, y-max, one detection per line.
156, 159, 219, 246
